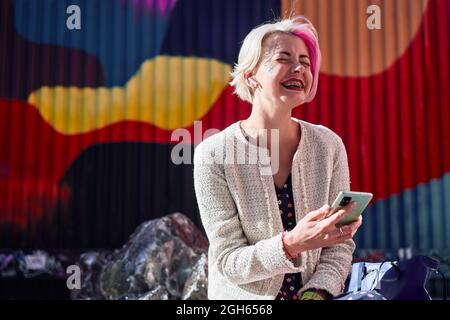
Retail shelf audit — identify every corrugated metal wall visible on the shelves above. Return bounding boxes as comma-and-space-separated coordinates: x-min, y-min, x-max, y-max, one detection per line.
283, 0, 450, 255
0, 0, 281, 249
0, 0, 449, 258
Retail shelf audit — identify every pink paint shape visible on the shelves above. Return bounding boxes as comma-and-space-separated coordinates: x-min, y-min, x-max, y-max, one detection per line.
129, 0, 177, 15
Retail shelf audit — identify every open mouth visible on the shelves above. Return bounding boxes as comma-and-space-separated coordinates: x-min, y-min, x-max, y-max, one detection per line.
281, 79, 305, 91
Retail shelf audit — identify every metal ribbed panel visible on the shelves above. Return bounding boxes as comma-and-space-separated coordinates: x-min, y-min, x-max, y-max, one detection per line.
284, 0, 450, 254
0, 0, 448, 257
0, 0, 279, 248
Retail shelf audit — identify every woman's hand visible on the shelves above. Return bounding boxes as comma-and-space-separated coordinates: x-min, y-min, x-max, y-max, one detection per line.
283, 202, 362, 257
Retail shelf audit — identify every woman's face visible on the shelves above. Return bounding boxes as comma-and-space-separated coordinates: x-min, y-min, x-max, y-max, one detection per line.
251, 32, 313, 108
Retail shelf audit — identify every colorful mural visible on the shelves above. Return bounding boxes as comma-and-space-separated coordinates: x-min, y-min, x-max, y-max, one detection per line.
0, 0, 449, 254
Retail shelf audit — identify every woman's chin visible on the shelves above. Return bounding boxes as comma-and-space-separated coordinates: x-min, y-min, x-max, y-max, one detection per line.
279, 96, 306, 109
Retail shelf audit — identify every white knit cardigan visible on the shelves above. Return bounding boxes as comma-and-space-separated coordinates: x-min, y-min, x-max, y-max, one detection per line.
193, 118, 355, 300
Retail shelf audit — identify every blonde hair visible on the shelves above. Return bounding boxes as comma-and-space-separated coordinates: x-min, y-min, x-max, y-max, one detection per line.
230, 16, 321, 104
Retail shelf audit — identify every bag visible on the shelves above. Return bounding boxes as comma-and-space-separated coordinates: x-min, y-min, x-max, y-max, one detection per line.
346, 255, 441, 300
347, 260, 394, 292
379, 255, 439, 300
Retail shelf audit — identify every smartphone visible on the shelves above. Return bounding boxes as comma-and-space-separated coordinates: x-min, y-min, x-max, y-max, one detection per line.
328, 191, 373, 226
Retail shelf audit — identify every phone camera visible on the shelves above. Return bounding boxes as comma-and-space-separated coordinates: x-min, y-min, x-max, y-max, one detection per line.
340, 196, 352, 206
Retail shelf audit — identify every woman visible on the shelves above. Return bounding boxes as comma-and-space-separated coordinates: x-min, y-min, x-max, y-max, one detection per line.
193, 16, 362, 300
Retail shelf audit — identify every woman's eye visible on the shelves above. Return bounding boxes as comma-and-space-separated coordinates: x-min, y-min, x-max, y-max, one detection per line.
301, 61, 310, 67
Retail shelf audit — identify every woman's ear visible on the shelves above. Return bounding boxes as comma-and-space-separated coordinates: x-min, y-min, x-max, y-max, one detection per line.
244, 73, 253, 87
245, 73, 260, 88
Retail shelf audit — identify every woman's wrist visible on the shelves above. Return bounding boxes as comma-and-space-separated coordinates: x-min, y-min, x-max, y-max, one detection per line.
283, 230, 304, 257
281, 230, 296, 259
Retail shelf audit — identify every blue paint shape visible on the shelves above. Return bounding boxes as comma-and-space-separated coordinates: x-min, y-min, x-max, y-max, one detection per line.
159, 0, 281, 65
14, 0, 170, 86
356, 173, 450, 252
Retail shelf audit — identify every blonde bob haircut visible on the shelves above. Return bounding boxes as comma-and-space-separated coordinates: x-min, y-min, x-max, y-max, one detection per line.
230, 16, 321, 104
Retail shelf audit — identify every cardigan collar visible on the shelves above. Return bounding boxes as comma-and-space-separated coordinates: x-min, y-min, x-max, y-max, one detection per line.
229, 117, 307, 170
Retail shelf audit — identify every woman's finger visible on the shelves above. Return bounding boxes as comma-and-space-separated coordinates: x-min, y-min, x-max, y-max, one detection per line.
333, 217, 362, 239
304, 204, 331, 221
324, 208, 348, 226
325, 202, 357, 226
347, 216, 363, 235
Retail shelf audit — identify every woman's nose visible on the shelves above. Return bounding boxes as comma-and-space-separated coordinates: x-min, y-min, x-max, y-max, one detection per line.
292, 63, 305, 73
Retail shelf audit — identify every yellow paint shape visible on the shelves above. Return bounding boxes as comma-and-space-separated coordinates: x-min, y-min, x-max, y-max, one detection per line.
28, 56, 231, 134
282, 0, 429, 76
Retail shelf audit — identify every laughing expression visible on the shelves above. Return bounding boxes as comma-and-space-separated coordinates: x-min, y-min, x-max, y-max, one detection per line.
251, 32, 313, 108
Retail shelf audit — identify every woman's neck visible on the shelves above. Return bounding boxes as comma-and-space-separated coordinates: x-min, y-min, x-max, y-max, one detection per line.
241, 104, 299, 143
